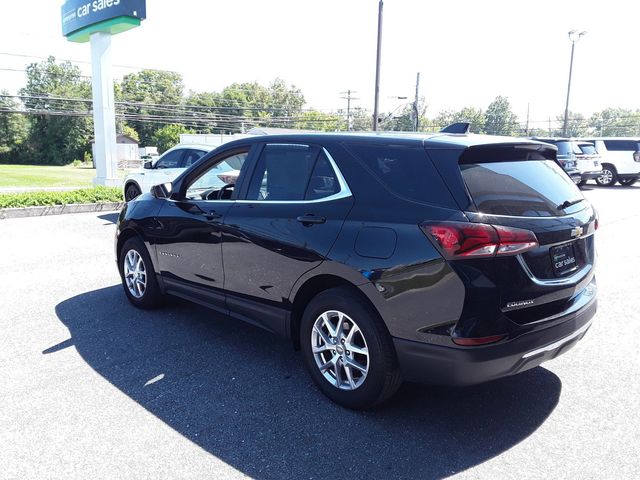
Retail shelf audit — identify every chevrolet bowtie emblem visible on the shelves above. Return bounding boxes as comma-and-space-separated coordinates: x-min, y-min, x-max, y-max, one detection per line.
571, 226, 584, 238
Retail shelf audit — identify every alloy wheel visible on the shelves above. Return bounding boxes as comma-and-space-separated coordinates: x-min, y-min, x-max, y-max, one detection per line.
597, 169, 613, 185
123, 249, 147, 298
311, 310, 369, 390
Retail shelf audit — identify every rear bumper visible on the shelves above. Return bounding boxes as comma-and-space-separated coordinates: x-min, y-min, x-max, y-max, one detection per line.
394, 291, 597, 386
581, 171, 602, 181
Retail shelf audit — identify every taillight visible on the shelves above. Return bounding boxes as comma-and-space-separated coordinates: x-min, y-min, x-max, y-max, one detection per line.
633, 151, 640, 162
421, 221, 538, 259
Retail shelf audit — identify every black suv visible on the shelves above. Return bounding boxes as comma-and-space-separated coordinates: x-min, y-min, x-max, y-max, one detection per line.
115, 133, 597, 409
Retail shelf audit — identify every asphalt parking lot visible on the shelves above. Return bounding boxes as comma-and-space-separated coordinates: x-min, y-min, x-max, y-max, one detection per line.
1, 184, 639, 480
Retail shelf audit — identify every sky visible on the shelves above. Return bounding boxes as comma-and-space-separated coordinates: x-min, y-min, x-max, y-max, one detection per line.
1, 0, 639, 128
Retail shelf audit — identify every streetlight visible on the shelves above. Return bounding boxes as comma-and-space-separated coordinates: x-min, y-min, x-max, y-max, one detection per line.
562, 30, 587, 137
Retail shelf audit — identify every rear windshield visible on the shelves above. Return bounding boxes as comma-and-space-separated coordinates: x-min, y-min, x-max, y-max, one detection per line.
554, 141, 582, 155
460, 159, 584, 217
578, 144, 597, 155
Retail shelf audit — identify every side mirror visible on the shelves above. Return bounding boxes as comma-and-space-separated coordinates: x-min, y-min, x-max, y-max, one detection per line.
143, 160, 153, 170
150, 183, 172, 199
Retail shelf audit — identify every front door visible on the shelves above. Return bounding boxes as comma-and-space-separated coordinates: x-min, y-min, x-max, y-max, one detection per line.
222, 143, 354, 335
155, 149, 251, 312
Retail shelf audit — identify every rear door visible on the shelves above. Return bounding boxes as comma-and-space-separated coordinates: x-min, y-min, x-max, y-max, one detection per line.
222, 143, 354, 335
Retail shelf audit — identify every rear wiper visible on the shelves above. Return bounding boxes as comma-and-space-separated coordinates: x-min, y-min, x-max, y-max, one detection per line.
557, 197, 585, 210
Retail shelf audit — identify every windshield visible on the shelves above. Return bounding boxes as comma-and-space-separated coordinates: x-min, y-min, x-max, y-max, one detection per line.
460, 160, 584, 217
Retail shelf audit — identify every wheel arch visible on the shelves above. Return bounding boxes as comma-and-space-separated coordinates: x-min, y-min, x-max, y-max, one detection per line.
289, 272, 384, 350
124, 179, 143, 196
116, 227, 146, 267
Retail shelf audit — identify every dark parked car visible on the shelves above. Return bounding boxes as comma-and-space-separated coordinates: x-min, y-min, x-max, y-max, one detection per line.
530, 137, 585, 184
115, 133, 598, 409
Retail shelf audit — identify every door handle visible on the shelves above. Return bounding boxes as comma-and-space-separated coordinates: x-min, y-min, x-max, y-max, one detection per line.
296, 214, 326, 225
204, 210, 222, 221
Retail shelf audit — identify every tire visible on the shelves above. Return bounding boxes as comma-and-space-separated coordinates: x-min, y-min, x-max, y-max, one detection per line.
300, 286, 402, 409
595, 164, 618, 187
618, 177, 638, 186
125, 183, 142, 202
118, 237, 163, 309
578, 179, 587, 187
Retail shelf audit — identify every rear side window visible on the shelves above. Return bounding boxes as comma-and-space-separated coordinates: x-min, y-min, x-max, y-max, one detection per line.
459, 146, 583, 217
246, 144, 319, 201
345, 143, 455, 207
603, 140, 640, 151
305, 152, 340, 200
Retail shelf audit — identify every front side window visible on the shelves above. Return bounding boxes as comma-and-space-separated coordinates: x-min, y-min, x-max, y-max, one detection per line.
155, 149, 183, 169
246, 144, 320, 201
185, 152, 248, 200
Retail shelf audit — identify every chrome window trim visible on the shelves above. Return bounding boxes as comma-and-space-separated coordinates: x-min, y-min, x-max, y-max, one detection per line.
235, 146, 353, 204
466, 208, 590, 220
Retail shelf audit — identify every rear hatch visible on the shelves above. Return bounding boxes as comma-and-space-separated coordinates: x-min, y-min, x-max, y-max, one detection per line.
576, 142, 602, 173
427, 143, 596, 340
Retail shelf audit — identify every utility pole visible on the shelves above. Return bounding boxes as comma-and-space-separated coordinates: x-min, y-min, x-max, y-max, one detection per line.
412, 72, 420, 132
372, 0, 383, 131
340, 90, 359, 131
525, 102, 530, 136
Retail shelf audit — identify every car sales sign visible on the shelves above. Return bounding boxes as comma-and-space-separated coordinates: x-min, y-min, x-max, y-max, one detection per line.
62, 0, 146, 43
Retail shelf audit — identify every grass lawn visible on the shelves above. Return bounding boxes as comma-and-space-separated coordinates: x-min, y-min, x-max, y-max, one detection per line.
0, 165, 97, 188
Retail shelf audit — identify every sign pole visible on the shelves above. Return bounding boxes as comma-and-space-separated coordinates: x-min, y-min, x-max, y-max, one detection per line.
61, 0, 146, 187
90, 31, 118, 186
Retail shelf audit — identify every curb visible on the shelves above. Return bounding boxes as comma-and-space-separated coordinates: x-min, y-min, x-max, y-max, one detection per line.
0, 202, 125, 220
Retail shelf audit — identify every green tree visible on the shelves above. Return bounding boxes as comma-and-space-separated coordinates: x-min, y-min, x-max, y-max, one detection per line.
215, 79, 305, 132
588, 108, 640, 136
20, 56, 93, 165
0, 91, 29, 162
484, 96, 519, 136
347, 107, 373, 131
120, 70, 185, 145
294, 110, 341, 131
152, 124, 194, 153
553, 111, 589, 137
121, 124, 140, 143
185, 91, 220, 133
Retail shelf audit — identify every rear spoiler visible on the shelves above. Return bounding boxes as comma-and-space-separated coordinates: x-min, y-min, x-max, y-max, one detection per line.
440, 122, 471, 134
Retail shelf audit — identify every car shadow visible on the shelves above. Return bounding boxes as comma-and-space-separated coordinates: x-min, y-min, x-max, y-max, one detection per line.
97, 212, 119, 224
54, 286, 561, 479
